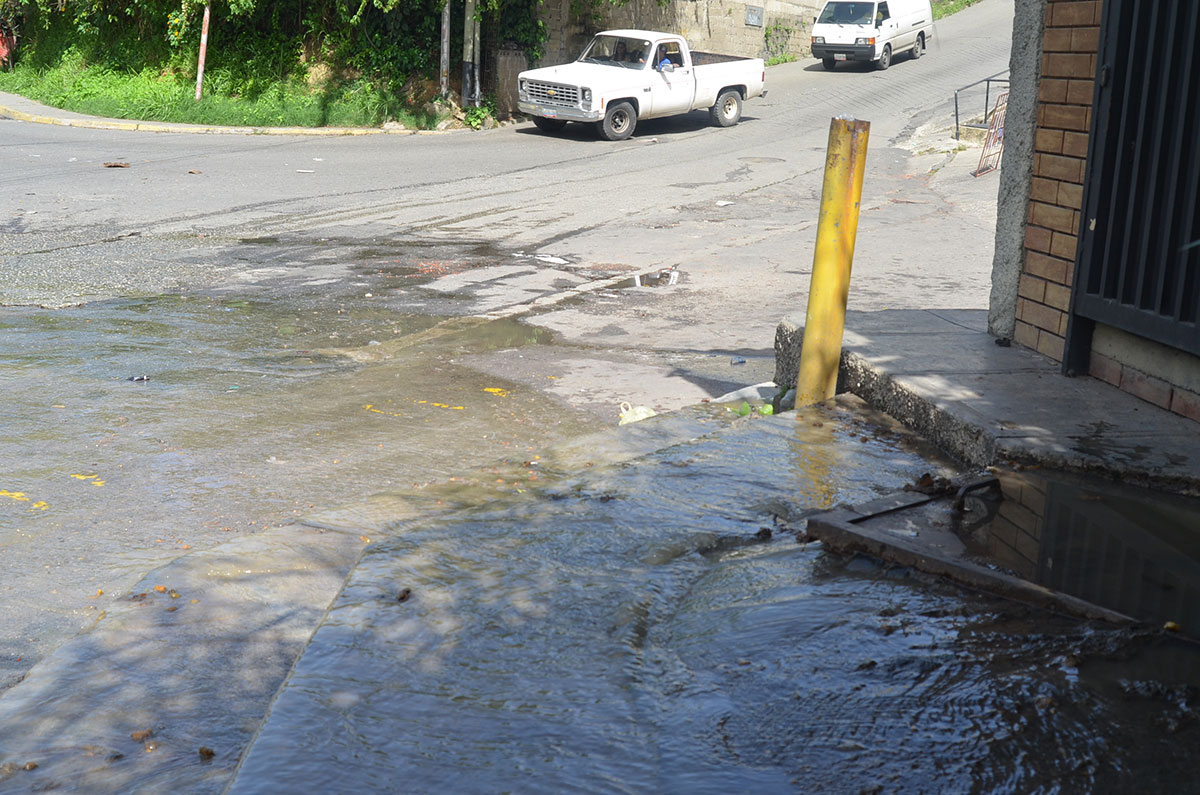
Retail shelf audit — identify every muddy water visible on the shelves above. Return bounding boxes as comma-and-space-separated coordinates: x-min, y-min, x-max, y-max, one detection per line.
230, 405, 1200, 793
0, 295, 598, 690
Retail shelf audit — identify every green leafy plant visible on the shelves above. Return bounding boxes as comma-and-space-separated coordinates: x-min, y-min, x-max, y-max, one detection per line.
931, 0, 985, 19
764, 21, 798, 66
463, 92, 497, 129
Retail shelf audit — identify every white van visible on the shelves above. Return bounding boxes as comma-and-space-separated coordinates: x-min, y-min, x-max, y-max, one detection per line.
810, 0, 934, 71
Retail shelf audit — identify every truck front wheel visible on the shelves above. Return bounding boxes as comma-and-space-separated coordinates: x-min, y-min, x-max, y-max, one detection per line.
876, 44, 892, 71
710, 89, 742, 127
598, 101, 636, 141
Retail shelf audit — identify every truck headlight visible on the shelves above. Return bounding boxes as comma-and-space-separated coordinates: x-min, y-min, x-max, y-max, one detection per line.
518, 79, 527, 99
855, 37, 875, 45
582, 87, 592, 109
812, 36, 824, 44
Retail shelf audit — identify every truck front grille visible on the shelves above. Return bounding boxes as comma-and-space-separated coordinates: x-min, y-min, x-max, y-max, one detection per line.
526, 81, 579, 108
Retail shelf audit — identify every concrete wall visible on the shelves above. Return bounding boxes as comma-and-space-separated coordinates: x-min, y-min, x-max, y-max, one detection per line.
988, 0, 1045, 340
538, 0, 820, 67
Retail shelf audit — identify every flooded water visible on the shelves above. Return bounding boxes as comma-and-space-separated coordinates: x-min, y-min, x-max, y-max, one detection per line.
2, 248, 1197, 793
227, 404, 1200, 794
0, 292, 599, 691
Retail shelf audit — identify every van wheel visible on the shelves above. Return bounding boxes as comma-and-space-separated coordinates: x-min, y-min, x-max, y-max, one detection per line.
709, 89, 742, 127
873, 45, 892, 70
822, 57, 836, 71
911, 33, 924, 60
876, 44, 892, 70
533, 117, 567, 133
598, 101, 636, 141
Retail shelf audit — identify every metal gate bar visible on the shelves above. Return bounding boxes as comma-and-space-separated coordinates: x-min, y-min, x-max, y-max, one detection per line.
1066, 0, 1200, 371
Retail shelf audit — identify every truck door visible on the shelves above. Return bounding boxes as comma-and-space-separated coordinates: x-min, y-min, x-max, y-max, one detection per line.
647, 40, 695, 117
876, 2, 913, 50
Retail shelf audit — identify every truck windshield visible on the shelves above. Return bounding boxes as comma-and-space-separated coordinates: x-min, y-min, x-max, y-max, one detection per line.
817, 2, 877, 25
579, 35, 650, 68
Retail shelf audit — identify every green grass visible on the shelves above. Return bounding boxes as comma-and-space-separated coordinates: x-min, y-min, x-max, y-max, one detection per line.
932, 0, 986, 20
0, 48, 441, 128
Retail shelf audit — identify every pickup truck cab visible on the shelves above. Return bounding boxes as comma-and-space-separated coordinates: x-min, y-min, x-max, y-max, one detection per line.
518, 30, 767, 141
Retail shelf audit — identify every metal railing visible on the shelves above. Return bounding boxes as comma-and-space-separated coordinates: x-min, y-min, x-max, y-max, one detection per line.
954, 71, 1010, 140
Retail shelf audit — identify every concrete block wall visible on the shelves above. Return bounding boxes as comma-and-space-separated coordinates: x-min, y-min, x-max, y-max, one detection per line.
538, 0, 819, 68
1014, 0, 1100, 363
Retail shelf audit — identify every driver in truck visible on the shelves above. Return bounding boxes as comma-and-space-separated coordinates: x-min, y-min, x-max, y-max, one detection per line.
656, 44, 672, 69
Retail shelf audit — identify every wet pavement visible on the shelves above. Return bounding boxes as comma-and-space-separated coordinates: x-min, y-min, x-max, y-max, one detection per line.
0, 285, 603, 691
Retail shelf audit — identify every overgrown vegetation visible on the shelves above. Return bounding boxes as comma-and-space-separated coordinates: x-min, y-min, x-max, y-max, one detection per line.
0, 0, 987, 127
931, 0, 985, 20
764, 21, 799, 66
0, 0, 543, 127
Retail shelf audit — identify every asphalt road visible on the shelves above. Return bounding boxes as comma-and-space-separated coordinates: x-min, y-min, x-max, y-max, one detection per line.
3, 0, 1011, 306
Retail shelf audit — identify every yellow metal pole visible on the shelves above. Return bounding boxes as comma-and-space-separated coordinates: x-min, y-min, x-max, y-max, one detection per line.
795, 115, 870, 407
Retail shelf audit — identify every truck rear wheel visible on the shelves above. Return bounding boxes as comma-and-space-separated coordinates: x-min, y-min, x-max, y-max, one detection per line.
911, 33, 925, 60
598, 101, 636, 141
709, 89, 742, 127
533, 117, 567, 133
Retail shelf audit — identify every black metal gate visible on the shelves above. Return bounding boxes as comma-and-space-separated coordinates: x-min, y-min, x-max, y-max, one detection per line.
1064, 0, 1200, 372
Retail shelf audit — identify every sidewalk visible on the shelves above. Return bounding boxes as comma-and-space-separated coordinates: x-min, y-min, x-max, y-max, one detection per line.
777, 308, 1200, 496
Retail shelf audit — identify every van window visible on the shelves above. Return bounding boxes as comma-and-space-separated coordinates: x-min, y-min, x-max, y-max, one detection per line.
877, 2, 890, 21
817, 2, 877, 25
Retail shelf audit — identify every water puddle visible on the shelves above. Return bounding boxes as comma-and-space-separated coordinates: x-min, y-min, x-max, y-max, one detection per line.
955, 468, 1200, 637
609, 267, 681, 290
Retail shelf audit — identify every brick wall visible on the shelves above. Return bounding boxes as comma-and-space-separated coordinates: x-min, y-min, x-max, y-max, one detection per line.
1017, 0, 1200, 424
1014, 0, 1101, 362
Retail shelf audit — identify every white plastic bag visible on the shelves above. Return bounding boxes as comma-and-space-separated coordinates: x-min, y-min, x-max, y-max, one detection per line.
618, 401, 657, 425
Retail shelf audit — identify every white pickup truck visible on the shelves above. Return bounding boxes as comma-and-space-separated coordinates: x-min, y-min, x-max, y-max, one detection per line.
517, 29, 767, 141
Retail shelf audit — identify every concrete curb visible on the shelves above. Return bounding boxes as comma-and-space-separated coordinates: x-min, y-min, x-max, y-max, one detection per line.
806, 498, 1137, 625
0, 99, 520, 136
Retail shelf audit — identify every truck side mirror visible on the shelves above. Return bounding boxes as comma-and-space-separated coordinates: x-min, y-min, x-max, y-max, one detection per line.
659, 62, 675, 72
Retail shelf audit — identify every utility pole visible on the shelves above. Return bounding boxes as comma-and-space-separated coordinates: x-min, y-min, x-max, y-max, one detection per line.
462, 0, 479, 106
439, 0, 450, 97
194, 2, 211, 101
